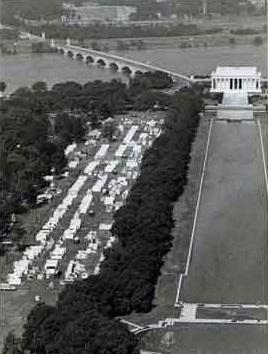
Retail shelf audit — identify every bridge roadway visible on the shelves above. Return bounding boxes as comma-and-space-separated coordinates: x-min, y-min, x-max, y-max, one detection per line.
55, 43, 197, 83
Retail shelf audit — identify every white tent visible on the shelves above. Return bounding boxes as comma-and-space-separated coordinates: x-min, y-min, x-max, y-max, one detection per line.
50, 246, 66, 260
94, 144, 109, 159
105, 160, 119, 173
123, 126, 138, 144
92, 175, 108, 193
115, 144, 127, 157
79, 192, 93, 214
64, 142, 77, 156
99, 223, 112, 231
68, 160, 79, 169
84, 161, 99, 175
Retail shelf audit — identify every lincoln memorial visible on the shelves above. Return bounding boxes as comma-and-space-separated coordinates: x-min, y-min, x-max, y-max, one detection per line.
210, 66, 262, 94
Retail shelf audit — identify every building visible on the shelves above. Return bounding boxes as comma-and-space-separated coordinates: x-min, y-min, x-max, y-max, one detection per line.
62, 3, 136, 25
210, 66, 262, 94
248, 0, 266, 9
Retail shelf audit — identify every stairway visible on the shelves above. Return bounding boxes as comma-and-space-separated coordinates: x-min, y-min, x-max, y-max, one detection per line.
221, 93, 249, 107
217, 109, 254, 120
216, 93, 254, 120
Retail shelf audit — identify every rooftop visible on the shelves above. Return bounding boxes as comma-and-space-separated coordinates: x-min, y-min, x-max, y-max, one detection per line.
213, 66, 259, 77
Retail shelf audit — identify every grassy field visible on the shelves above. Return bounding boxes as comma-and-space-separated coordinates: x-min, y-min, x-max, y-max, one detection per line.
180, 121, 268, 304
140, 323, 268, 354
196, 306, 267, 321
260, 113, 268, 162
140, 115, 268, 353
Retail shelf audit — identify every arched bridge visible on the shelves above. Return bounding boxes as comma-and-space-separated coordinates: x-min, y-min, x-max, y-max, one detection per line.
21, 32, 268, 86
53, 40, 196, 83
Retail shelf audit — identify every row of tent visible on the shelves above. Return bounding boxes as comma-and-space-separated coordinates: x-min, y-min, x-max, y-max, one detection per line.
6, 159, 100, 285
6, 115, 163, 286
60, 118, 162, 280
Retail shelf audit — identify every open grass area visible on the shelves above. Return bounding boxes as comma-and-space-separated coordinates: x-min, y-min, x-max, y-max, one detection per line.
196, 306, 267, 321
139, 116, 268, 353
260, 113, 268, 159
181, 121, 268, 304
0, 281, 59, 349
140, 323, 268, 354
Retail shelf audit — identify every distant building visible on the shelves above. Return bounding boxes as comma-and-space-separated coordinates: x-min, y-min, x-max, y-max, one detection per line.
62, 3, 136, 26
211, 66, 262, 94
247, 0, 266, 8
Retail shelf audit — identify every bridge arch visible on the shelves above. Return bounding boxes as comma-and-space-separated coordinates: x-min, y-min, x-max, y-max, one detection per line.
59, 48, 65, 55
121, 66, 132, 76
133, 70, 144, 77
96, 58, 106, 67
67, 50, 74, 58
86, 55, 94, 64
109, 62, 119, 71
76, 52, 84, 61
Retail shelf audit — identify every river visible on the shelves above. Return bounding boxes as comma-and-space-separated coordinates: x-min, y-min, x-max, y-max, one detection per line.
0, 43, 267, 93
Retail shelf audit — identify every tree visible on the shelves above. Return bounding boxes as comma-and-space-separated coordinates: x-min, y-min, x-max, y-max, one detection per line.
22, 303, 55, 352
102, 118, 117, 140
229, 37, 236, 46
2, 332, 24, 354
11, 87, 32, 98
32, 81, 47, 93
11, 221, 26, 246
0, 81, 7, 94
252, 36, 263, 46
91, 41, 101, 51
89, 112, 101, 128
46, 310, 140, 354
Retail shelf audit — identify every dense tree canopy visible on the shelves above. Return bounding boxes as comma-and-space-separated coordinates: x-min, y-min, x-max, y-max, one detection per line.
23, 22, 201, 40
0, 0, 63, 22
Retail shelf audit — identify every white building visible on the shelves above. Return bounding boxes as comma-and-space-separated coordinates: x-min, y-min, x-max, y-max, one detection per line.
211, 66, 262, 94
248, 0, 266, 9
62, 3, 136, 25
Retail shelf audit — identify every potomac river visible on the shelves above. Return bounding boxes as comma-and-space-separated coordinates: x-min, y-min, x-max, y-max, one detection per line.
0, 43, 267, 93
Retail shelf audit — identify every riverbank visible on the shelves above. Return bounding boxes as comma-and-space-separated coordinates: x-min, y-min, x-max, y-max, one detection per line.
1, 20, 267, 55
51, 30, 267, 51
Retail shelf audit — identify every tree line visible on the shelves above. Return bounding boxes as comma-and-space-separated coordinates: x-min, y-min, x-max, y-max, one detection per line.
3, 84, 203, 353
24, 22, 201, 41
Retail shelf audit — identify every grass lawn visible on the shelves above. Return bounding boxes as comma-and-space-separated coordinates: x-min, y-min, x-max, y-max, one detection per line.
140, 323, 268, 354
181, 121, 268, 304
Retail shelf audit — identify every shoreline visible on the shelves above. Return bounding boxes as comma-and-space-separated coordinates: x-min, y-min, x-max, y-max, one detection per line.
1, 29, 266, 55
